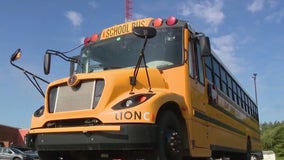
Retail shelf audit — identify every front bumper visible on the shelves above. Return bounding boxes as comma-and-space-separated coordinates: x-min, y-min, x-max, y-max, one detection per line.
25, 124, 157, 151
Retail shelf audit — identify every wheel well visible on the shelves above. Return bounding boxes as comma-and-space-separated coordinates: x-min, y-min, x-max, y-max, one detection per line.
156, 101, 190, 153
156, 101, 183, 121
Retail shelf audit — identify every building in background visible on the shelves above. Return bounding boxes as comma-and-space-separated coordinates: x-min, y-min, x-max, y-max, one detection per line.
0, 124, 28, 147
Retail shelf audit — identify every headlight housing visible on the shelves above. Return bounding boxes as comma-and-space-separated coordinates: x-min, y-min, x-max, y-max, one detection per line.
112, 93, 154, 110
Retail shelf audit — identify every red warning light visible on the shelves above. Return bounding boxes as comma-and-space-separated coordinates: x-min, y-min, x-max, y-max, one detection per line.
84, 37, 91, 45
91, 34, 99, 42
166, 16, 177, 26
153, 18, 163, 27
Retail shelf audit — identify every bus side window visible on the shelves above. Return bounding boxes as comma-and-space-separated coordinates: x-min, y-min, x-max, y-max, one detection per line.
194, 41, 205, 84
205, 56, 213, 82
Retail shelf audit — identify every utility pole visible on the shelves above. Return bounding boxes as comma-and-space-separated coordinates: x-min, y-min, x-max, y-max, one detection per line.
252, 73, 258, 105
125, 0, 132, 22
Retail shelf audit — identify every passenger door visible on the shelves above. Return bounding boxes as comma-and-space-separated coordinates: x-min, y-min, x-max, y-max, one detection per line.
188, 38, 210, 152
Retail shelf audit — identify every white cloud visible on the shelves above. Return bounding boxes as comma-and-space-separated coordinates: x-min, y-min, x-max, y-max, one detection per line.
65, 11, 83, 27
211, 34, 244, 74
178, 0, 225, 26
88, 1, 98, 9
247, 0, 264, 13
265, 8, 284, 23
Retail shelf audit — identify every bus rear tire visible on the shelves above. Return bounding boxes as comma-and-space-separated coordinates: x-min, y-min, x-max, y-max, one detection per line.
156, 110, 183, 160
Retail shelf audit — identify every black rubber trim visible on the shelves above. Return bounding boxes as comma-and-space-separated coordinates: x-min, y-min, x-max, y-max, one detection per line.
26, 124, 157, 151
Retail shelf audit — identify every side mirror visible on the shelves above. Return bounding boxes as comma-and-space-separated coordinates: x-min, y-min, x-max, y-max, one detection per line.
44, 53, 51, 75
199, 36, 211, 56
10, 48, 22, 62
133, 27, 156, 39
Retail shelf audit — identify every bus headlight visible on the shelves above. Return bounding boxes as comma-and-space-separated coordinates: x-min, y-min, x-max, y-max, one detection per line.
125, 99, 134, 107
112, 93, 154, 110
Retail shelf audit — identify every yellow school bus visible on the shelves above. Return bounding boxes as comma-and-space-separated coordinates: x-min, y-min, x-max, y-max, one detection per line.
21, 16, 262, 160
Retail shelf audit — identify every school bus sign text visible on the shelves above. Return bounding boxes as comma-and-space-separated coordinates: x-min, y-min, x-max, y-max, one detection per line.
100, 18, 153, 40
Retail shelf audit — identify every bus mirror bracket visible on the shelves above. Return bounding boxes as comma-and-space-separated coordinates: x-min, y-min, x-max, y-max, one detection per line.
44, 49, 78, 75
69, 55, 79, 76
10, 48, 49, 98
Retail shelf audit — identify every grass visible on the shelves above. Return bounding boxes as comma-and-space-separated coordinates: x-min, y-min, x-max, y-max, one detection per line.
276, 156, 284, 160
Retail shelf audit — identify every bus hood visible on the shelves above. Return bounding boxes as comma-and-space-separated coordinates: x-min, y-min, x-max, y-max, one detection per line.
30, 68, 168, 128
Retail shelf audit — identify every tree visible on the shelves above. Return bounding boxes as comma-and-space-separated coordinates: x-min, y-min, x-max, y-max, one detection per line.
261, 121, 284, 157
273, 126, 284, 156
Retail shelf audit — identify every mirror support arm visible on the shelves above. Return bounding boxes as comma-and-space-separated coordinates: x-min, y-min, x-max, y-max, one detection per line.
46, 49, 78, 63
10, 60, 49, 98
130, 36, 152, 93
130, 27, 156, 94
44, 49, 78, 75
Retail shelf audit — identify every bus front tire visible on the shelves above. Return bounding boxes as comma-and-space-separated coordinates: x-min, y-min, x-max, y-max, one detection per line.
156, 110, 183, 160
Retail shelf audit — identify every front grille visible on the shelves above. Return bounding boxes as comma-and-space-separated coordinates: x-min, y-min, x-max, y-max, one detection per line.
49, 79, 105, 113
44, 118, 102, 128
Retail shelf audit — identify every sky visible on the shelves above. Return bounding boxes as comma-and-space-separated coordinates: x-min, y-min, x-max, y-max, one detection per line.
1, 0, 283, 128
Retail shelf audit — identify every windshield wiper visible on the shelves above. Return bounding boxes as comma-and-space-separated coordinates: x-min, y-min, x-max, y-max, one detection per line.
130, 27, 157, 94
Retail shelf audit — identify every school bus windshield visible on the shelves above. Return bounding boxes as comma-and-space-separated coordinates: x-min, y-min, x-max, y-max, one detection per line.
77, 27, 183, 73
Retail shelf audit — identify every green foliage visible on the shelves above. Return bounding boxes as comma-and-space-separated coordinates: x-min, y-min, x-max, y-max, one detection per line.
261, 121, 284, 157
276, 156, 284, 160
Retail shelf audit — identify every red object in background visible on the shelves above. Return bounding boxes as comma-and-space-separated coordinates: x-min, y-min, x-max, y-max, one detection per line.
0, 124, 28, 147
